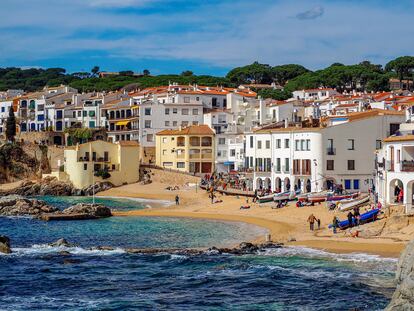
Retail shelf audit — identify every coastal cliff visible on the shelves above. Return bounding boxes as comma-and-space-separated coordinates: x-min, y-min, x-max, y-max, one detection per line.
386, 239, 414, 310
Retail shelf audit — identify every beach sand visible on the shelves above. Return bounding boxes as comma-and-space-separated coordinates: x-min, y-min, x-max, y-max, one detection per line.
99, 171, 407, 257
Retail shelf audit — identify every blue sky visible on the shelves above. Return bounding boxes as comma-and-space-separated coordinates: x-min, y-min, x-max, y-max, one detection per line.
0, 0, 413, 76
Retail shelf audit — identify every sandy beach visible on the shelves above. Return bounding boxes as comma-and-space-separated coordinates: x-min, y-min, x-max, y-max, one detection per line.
99, 170, 408, 258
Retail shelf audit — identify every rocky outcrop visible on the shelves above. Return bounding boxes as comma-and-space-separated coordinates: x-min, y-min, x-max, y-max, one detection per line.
40, 203, 112, 221
0, 235, 11, 254
49, 238, 76, 247
386, 239, 414, 310
81, 182, 114, 196
0, 195, 57, 216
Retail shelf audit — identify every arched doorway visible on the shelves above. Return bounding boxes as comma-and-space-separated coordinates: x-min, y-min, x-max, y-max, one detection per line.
295, 179, 302, 192
256, 178, 263, 190
275, 177, 282, 193
389, 179, 404, 204
283, 177, 291, 192
306, 179, 311, 193
264, 177, 271, 191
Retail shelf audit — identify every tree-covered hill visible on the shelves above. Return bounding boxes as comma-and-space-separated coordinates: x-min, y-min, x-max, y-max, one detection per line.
0, 56, 412, 99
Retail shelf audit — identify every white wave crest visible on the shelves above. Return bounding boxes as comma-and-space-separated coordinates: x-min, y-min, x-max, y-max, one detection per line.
4, 244, 125, 256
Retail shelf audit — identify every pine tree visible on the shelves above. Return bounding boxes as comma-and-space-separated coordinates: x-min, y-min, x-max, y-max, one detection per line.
6, 107, 16, 142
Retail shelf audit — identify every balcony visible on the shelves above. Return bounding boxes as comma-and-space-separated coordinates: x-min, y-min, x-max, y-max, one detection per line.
401, 160, 414, 172
326, 148, 336, 155
189, 153, 200, 159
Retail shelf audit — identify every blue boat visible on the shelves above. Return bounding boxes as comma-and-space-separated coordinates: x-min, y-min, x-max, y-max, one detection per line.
329, 209, 381, 230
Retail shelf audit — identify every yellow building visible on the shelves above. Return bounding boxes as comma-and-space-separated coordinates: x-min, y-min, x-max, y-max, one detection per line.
156, 125, 215, 174
63, 140, 140, 189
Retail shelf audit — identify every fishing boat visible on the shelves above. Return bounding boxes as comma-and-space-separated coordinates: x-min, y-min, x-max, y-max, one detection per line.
338, 195, 370, 211
257, 191, 289, 203
326, 192, 359, 202
329, 209, 380, 230
273, 190, 301, 202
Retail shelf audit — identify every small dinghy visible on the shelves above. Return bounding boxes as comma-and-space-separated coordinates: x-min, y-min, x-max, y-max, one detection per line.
329, 209, 380, 230
338, 195, 370, 211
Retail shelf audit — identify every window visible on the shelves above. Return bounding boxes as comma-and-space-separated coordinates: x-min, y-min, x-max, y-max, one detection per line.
83, 163, 87, 170
146, 134, 154, 142
376, 140, 382, 150
306, 139, 310, 151
162, 162, 173, 167
162, 137, 167, 143
181, 121, 189, 127
165, 121, 170, 126
165, 108, 170, 115
82, 111, 87, 117
327, 160, 334, 170
397, 150, 401, 163
1, 107, 5, 113
182, 109, 189, 115
192, 109, 198, 115
196, 97, 200, 101
257, 141, 262, 149
77, 111, 81, 117
144, 120, 151, 128
173, 108, 178, 114
284, 139, 289, 148
347, 160, 355, 170
250, 136, 254, 148
184, 97, 190, 103
348, 139, 355, 150
89, 121, 95, 128
162, 149, 167, 155
89, 111, 95, 117
177, 162, 185, 168
230, 149, 236, 156
284, 158, 289, 172
344, 179, 351, 190
192, 121, 199, 125
353, 179, 360, 190
218, 138, 226, 145
266, 140, 270, 149
275, 139, 281, 148
145, 108, 151, 116
275, 158, 281, 172
295, 140, 300, 151
300, 139, 306, 151
173, 121, 178, 126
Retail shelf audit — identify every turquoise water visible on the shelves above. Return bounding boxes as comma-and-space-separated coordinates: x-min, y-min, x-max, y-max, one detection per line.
0, 196, 397, 310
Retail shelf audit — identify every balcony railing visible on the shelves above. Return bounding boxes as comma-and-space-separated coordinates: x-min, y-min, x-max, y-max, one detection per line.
326, 148, 336, 155
201, 153, 212, 159
189, 154, 200, 159
401, 160, 414, 172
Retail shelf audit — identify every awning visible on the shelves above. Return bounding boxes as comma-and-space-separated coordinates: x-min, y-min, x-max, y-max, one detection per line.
116, 121, 131, 126
224, 161, 234, 166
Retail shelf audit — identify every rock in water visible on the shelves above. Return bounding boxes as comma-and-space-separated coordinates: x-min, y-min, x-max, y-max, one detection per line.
49, 238, 75, 248
386, 239, 414, 310
62, 203, 112, 218
0, 235, 11, 254
0, 195, 57, 216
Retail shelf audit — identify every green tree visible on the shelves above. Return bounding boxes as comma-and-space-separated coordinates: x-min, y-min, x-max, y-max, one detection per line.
91, 66, 100, 77
226, 61, 273, 84
181, 70, 193, 76
257, 89, 292, 100
385, 56, 414, 90
119, 70, 134, 76
272, 64, 310, 85
6, 107, 16, 142
143, 69, 150, 76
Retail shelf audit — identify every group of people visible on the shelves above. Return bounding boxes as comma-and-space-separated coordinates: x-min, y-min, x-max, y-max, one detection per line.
307, 214, 321, 231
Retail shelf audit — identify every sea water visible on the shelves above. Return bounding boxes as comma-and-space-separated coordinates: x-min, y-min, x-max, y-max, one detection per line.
0, 196, 396, 310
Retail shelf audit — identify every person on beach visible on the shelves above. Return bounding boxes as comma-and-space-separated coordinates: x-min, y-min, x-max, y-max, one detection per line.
332, 216, 339, 234
398, 188, 404, 203
307, 214, 317, 231
347, 211, 354, 227
175, 195, 179, 205
353, 206, 360, 226
317, 219, 321, 230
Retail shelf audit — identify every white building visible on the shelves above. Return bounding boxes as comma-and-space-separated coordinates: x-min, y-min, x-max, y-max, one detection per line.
376, 132, 414, 214
292, 88, 339, 101
245, 110, 405, 193
0, 99, 15, 133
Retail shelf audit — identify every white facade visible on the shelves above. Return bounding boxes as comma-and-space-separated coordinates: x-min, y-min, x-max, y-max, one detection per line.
245, 112, 405, 193
0, 100, 14, 133
292, 88, 339, 101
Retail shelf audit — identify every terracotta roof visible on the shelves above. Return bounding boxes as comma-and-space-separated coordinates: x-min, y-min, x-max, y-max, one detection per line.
254, 126, 322, 134
118, 140, 140, 147
384, 135, 414, 143
156, 124, 215, 136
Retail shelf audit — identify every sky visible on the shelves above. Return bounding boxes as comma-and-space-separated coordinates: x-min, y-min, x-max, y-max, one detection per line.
0, 0, 413, 76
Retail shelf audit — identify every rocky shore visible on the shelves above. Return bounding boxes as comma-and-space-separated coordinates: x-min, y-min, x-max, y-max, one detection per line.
386, 239, 414, 310
0, 195, 112, 220
0, 178, 113, 197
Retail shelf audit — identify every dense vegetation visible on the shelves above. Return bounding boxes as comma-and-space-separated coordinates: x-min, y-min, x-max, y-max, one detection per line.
0, 56, 413, 99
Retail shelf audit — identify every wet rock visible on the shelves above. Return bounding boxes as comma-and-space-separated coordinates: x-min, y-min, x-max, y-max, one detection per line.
238, 242, 259, 253
0, 195, 57, 216
49, 238, 76, 248
386, 239, 414, 310
62, 203, 112, 218
0, 235, 11, 254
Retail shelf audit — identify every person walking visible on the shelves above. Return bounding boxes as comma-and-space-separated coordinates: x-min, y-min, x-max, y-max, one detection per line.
307, 214, 317, 231
317, 218, 321, 230
353, 206, 360, 226
332, 216, 339, 234
175, 195, 180, 205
